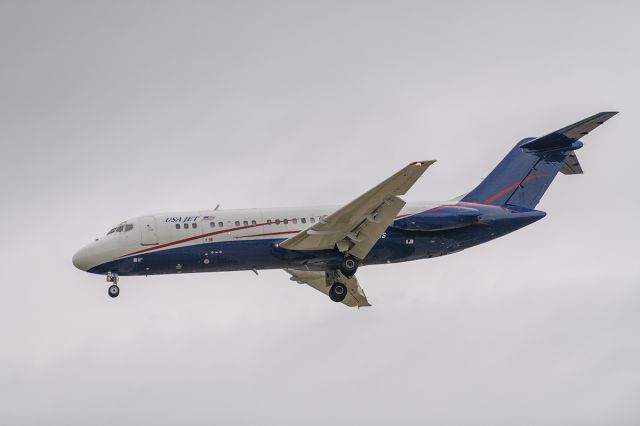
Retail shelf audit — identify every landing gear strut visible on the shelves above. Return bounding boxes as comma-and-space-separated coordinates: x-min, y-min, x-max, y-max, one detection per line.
339, 255, 359, 278
329, 282, 348, 303
107, 271, 120, 298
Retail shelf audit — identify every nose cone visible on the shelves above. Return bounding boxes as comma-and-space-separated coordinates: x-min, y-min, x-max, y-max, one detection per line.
72, 246, 93, 271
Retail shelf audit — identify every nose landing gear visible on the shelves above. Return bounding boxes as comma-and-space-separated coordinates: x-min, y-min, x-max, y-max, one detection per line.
107, 272, 120, 298
108, 284, 120, 298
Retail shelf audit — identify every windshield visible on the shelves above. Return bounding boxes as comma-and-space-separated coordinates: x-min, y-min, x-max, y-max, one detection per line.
106, 222, 134, 235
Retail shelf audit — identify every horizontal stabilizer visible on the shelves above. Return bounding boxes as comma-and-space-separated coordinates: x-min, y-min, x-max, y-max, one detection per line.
521, 111, 617, 152
560, 151, 583, 175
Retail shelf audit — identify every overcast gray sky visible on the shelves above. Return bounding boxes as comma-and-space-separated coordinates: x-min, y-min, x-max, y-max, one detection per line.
1, 1, 639, 424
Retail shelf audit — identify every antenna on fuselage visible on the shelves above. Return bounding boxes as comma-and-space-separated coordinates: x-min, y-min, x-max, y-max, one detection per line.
214, 204, 220, 210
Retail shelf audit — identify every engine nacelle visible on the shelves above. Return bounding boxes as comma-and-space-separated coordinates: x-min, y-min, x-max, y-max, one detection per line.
393, 206, 480, 231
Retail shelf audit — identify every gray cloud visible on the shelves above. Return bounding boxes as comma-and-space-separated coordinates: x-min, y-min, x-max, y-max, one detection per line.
1, 1, 638, 424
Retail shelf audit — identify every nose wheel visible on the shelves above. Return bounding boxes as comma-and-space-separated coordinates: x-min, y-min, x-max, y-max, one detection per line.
108, 284, 120, 298
106, 272, 120, 298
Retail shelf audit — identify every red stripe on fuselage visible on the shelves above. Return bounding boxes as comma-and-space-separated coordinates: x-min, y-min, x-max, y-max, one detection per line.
119, 222, 271, 258
237, 230, 300, 239
483, 173, 547, 204
119, 212, 420, 259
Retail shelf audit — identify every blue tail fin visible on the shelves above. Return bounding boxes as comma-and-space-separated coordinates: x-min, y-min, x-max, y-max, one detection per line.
461, 112, 617, 209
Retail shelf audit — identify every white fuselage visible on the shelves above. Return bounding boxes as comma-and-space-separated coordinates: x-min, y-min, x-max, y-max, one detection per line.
72, 201, 442, 273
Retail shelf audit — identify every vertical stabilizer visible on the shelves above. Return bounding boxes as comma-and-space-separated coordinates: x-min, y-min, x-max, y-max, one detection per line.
461, 112, 617, 209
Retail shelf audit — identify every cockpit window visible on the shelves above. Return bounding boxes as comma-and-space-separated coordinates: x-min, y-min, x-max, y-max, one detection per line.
106, 222, 127, 235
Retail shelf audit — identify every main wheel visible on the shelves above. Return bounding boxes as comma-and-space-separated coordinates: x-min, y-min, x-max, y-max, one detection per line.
339, 256, 359, 278
329, 282, 348, 302
108, 284, 120, 298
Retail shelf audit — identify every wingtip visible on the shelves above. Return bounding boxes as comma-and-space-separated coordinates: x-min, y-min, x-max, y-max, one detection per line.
596, 111, 619, 119
410, 160, 437, 167
593, 111, 619, 125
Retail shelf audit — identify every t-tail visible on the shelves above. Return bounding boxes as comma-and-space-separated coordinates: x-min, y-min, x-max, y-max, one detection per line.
461, 112, 618, 209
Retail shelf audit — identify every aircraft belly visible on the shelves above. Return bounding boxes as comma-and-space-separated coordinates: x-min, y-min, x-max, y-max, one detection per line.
94, 239, 339, 276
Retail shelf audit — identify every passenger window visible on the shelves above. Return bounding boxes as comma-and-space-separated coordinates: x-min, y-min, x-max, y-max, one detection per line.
175, 224, 180, 229
210, 222, 215, 228
251, 220, 257, 225
218, 221, 223, 227
283, 219, 289, 225
124, 224, 134, 232
267, 219, 272, 225
275, 219, 281, 225
310, 217, 315, 223
301, 218, 306, 224
192, 223, 197, 229
184, 223, 189, 229
243, 220, 248, 226
292, 218, 298, 224
235, 220, 240, 226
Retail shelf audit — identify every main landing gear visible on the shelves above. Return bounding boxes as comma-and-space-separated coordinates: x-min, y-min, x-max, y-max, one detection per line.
329, 282, 348, 302
339, 255, 359, 278
107, 271, 120, 298
327, 255, 360, 303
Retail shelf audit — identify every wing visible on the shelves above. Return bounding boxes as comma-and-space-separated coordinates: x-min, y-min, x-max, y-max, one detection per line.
279, 161, 436, 259
285, 269, 371, 308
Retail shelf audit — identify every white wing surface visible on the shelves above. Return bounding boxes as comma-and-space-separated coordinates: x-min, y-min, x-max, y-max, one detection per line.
279, 161, 435, 259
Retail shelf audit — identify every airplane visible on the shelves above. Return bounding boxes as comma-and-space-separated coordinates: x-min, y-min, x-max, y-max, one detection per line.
72, 112, 617, 307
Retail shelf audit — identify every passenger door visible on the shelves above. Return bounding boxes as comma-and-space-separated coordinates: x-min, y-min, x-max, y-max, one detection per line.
140, 216, 159, 245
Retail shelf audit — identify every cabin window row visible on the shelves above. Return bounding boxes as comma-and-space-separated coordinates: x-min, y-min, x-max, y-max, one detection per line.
175, 223, 198, 230
266, 217, 317, 225
208, 220, 257, 228
206, 217, 321, 229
